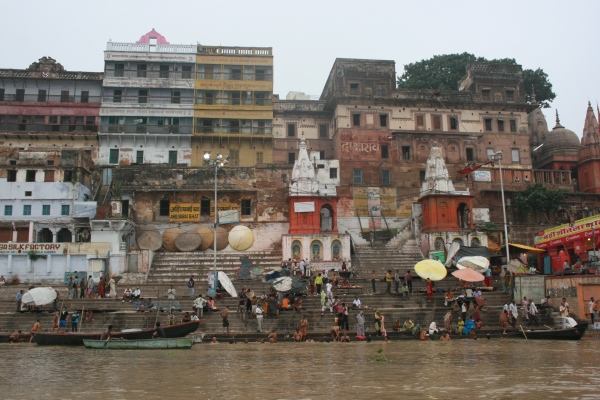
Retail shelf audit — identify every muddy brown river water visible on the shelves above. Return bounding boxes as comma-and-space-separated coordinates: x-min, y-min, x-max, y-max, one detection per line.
1, 339, 599, 399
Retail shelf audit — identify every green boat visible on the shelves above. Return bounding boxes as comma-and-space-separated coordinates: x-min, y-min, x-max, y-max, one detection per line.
83, 337, 193, 350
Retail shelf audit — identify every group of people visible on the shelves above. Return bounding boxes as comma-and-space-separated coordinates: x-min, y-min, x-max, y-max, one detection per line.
371, 270, 414, 295
65, 274, 117, 299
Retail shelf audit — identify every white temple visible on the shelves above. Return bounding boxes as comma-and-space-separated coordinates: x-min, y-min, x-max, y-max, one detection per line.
419, 142, 470, 198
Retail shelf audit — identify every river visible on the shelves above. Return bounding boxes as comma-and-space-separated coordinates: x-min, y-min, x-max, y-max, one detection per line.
2, 339, 599, 399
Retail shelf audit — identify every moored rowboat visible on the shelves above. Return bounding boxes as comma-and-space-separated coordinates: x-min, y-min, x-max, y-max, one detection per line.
520, 322, 588, 340
83, 337, 193, 349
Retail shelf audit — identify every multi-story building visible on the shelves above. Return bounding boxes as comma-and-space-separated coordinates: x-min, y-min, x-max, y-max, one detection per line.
99, 29, 196, 176
193, 44, 274, 166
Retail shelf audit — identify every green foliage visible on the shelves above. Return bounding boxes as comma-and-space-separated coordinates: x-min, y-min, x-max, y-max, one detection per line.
397, 53, 556, 108
112, 180, 123, 197
476, 221, 499, 241
512, 184, 567, 222
28, 251, 47, 261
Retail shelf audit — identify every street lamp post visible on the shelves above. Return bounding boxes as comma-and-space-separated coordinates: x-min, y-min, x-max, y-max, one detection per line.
203, 153, 229, 294
492, 151, 511, 265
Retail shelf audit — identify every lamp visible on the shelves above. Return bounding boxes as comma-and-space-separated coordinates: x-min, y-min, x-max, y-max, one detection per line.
490, 151, 510, 269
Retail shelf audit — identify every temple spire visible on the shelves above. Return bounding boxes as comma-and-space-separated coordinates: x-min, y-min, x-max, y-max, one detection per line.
554, 110, 564, 129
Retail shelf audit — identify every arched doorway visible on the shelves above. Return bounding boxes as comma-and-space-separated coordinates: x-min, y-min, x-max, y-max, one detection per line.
311, 240, 323, 261
331, 240, 341, 260
56, 228, 72, 243
457, 203, 470, 229
37, 228, 53, 243
291, 240, 302, 261
471, 237, 481, 247
320, 204, 334, 232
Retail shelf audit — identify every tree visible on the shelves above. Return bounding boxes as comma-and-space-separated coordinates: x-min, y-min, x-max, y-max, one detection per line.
511, 183, 567, 223
397, 53, 556, 108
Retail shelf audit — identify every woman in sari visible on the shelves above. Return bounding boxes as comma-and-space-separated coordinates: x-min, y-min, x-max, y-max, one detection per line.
356, 311, 365, 337
98, 276, 106, 298
443, 311, 453, 333
377, 311, 387, 337
472, 306, 483, 329
457, 317, 464, 334
374, 311, 382, 336
426, 278, 434, 301
462, 316, 476, 335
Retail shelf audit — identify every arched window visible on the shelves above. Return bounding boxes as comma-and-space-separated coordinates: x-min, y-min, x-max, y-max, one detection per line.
291, 240, 302, 261
471, 237, 481, 247
434, 237, 445, 251
457, 203, 470, 229
311, 240, 323, 261
37, 228, 53, 243
320, 204, 334, 232
452, 237, 464, 246
56, 228, 72, 243
331, 240, 341, 260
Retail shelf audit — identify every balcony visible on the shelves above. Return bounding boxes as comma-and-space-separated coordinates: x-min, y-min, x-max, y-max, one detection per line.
195, 97, 272, 107
106, 42, 196, 53
0, 94, 101, 104
472, 167, 575, 192
102, 95, 194, 106
104, 69, 194, 79
195, 71, 273, 82
0, 122, 97, 133
100, 124, 192, 135
197, 45, 272, 56
194, 126, 272, 135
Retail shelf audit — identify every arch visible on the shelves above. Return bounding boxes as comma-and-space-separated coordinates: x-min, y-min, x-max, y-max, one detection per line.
320, 204, 334, 232
471, 237, 481, 247
434, 237, 445, 251
331, 239, 342, 260
291, 240, 302, 261
37, 228, 53, 243
457, 203, 470, 229
452, 237, 464, 246
310, 240, 323, 261
56, 228, 72, 243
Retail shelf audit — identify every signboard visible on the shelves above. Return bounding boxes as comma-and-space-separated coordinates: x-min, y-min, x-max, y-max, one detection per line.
473, 170, 492, 182
0, 243, 65, 255
353, 187, 396, 217
430, 251, 445, 264
535, 214, 600, 248
218, 210, 239, 224
294, 202, 315, 213
169, 203, 200, 222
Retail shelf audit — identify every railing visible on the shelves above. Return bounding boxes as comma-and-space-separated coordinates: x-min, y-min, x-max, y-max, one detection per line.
197, 45, 272, 56
100, 124, 192, 134
194, 126, 272, 135
107, 42, 196, 53
477, 168, 573, 186
195, 71, 273, 81
0, 123, 97, 133
0, 94, 101, 103
102, 95, 194, 105
195, 97, 272, 106
104, 70, 194, 79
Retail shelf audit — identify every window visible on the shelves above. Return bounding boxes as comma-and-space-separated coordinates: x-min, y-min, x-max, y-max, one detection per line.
37, 90, 47, 102
329, 168, 338, 179
26, 170, 36, 182
256, 152, 263, 164
416, 115, 424, 127
122, 200, 129, 218
61, 205, 70, 216
319, 124, 328, 138
353, 168, 362, 184
230, 91, 241, 105
482, 89, 491, 101
402, 146, 411, 160
4, 205, 12, 216
287, 123, 296, 137
288, 152, 295, 164
315, 151, 323, 161
449, 116, 458, 130
182, 65, 192, 79
16, 89, 25, 102
352, 113, 361, 126
431, 115, 441, 130
61, 90, 70, 102
25, 191, 32, 197
113, 89, 122, 103
138, 90, 148, 104
466, 148, 474, 162
159, 200, 170, 216
80, 91, 89, 103
498, 119, 505, 132
376, 83, 386, 96
380, 114, 388, 127
64, 171, 73, 182
109, 149, 119, 164
114, 63, 124, 77
420, 170, 426, 182
349, 83, 359, 95
200, 199, 210, 215
160, 65, 170, 78
255, 68, 265, 81
168, 150, 177, 165
512, 148, 520, 163
231, 68, 242, 80
137, 64, 147, 78
381, 144, 389, 159
506, 90, 515, 101
382, 170, 391, 185
510, 120, 517, 133
171, 90, 180, 104
136, 151, 144, 164
7, 170, 17, 182
0, 88, 4, 101
487, 148, 495, 160
241, 199, 252, 216
42, 205, 50, 215
484, 118, 493, 132
23, 205, 31, 216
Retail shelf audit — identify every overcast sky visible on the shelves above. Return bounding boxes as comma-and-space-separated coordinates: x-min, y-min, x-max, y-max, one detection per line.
1, 0, 598, 136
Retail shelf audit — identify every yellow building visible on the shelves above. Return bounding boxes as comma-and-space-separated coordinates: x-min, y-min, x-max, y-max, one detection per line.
192, 45, 274, 166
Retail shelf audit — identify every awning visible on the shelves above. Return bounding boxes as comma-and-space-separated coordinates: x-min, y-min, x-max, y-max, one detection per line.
489, 243, 546, 254
456, 246, 494, 258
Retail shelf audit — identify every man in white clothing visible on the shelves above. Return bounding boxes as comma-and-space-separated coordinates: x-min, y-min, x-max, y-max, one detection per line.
588, 297, 596, 323
521, 297, 529, 322
133, 287, 141, 300
299, 259, 305, 277
352, 295, 361, 309
528, 300, 540, 326
509, 301, 518, 328
193, 295, 206, 318
255, 306, 264, 332
325, 282, 333, 300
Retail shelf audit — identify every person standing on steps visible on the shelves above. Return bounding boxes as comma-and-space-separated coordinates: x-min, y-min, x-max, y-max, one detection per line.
405, 270, 413, 294
299, 315, 308, 341
371, 270, 377, 294
385, 270, 392, 295
221, 306, 230, 334
255, 304, 264, 332
426, 278, 434, 301
369, 231, 374, 248
394, 270, 400, 294
315, 273, 323, 295
15, 290, 23, 312
188, 275, 195, 298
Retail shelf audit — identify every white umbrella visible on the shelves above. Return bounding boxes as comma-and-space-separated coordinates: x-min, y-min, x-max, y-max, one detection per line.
272, 276, 293, 292
456, 256, 489, 272
21, 287, 57, 306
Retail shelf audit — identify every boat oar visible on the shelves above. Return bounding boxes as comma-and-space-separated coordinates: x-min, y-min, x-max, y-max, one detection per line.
519, 325, 528, 340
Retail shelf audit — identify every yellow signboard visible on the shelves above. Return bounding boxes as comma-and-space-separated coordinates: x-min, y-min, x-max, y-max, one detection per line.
169, 203, 201, 222
534, 214, 600, 245
353, 187, 396, 217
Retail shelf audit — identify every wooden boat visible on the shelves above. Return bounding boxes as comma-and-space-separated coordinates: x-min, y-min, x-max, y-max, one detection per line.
32, 321, 200, 346
83, 337, 193, 349
520, 323, 588, 340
